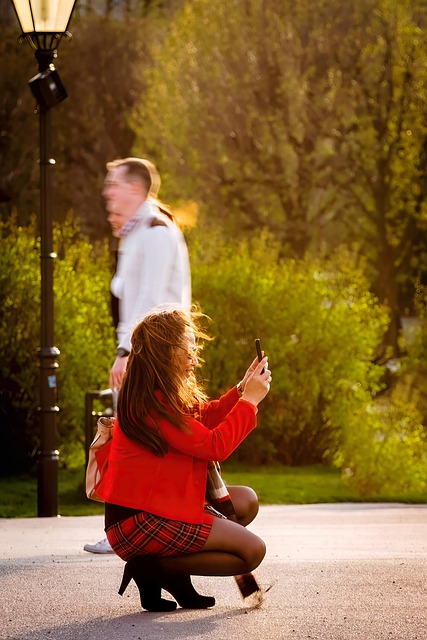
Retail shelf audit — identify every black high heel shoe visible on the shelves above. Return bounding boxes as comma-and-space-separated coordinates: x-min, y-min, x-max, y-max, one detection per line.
118, 556, 177, 612
162, 573, 215, 609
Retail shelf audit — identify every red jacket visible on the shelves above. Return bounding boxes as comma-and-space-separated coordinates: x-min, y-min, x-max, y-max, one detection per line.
97, 387, 257, 524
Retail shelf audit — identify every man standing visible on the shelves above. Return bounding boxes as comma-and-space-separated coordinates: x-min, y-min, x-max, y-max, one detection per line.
84, 157, 191, 554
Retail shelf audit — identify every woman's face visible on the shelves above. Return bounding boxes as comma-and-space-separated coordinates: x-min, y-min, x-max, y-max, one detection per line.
175, 332, 198, 378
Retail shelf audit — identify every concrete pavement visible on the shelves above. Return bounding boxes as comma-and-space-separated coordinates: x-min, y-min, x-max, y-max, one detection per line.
1, 504, 426, 640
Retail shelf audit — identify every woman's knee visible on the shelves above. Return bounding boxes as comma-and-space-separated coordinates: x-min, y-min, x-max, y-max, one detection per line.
236, 532, 266, 573
243, 486, 259, 524
206, 516, 265, 567
204, 519, 266, 573
246, 536, 266, 571
228, 485, 259, 526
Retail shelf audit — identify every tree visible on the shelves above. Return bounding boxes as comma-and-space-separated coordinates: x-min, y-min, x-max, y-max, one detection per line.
0, 3, 182, 238
0, 30, 39, 217
330, 0, 427, 355
133, 0, 359, 255
132, 0, 427, 355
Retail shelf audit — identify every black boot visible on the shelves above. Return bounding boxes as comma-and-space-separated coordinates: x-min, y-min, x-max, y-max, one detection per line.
162, 573, 215, 609
118, 556, 177, 612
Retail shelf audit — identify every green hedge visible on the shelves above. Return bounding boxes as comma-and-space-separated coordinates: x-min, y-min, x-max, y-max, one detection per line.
1, 216, 426, 496
192, 231, 388, 465
0, 214, 115, 474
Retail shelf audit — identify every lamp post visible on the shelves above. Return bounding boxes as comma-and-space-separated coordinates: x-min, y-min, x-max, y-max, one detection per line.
10, 0, 77, 517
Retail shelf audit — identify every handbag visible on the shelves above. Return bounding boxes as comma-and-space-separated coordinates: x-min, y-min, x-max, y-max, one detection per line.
85, 416, 115, 502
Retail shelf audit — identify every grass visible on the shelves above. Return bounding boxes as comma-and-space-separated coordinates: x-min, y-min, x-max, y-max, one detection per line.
0, 463, 426, 518
221, 464, 361, 504
0, 467, 103, 518
221, 463, 427, 505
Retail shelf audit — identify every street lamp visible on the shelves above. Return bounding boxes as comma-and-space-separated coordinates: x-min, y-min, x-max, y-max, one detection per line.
10, 0, 78, 517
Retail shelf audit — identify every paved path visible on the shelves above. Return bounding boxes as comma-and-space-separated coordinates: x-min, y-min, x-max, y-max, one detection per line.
1, 504, 426, 640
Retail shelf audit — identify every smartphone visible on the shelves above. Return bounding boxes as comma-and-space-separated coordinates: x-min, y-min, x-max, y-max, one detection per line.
255, 338, 265, 374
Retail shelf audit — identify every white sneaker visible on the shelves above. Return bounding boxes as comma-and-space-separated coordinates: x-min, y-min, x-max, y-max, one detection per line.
83, 537, 114, 554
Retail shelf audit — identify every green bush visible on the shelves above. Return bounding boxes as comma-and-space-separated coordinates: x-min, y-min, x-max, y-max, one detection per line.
340, 286, 427, 495
336, 397, 427, 496
0, 216, 40, 473
0, 214, 115, 475
191, 232, 389, 466
3, 216, 426, 497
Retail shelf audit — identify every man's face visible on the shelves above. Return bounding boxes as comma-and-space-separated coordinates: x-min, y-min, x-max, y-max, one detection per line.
102, 165, 135, 237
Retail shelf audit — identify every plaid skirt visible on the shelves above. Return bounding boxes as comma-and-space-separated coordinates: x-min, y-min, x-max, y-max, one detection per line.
106, 506, 220, 561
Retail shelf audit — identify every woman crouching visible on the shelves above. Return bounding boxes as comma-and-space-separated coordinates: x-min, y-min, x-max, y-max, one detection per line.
97, 306, 271, 611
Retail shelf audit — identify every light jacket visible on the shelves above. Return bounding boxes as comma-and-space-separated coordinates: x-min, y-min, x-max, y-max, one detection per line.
97, 387, 257, 524
111, 200, 191, 352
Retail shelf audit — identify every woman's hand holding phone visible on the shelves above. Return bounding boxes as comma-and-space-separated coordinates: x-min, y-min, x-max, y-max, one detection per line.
241, 357, 271, 407
240, 356, 259, 391
240, 339, 265, 388
239, 339, 271, 407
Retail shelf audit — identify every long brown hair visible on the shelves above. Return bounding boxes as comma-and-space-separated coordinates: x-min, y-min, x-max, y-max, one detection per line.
117, 306, 211, 456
